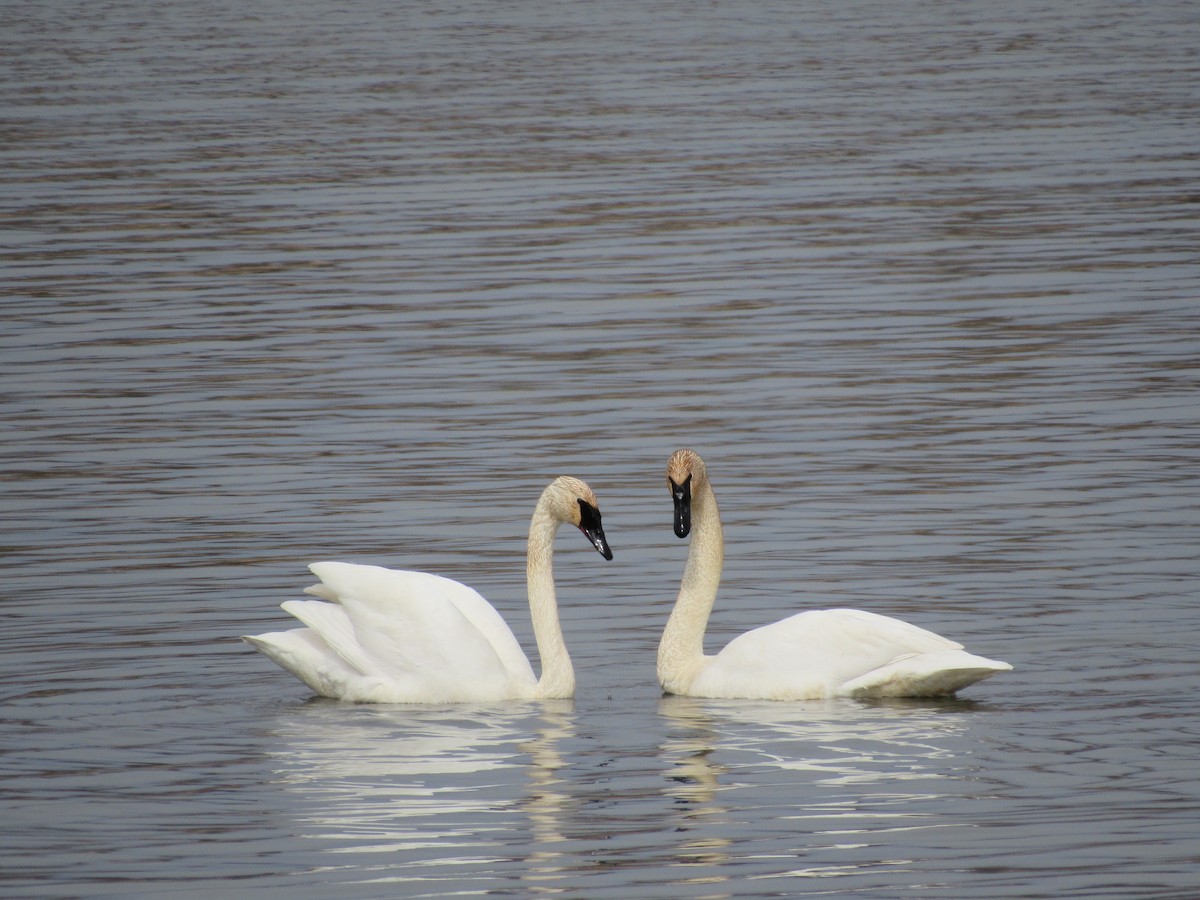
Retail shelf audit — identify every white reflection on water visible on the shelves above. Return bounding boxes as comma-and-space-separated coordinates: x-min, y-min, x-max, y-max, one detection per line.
516, 705, 576, 893
658, 696, 978, 887
259, 696, 980, 894
264, 699, 576, 883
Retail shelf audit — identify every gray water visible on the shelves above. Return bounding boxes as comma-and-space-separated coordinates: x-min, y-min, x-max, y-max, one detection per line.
3, 1, 1198, 896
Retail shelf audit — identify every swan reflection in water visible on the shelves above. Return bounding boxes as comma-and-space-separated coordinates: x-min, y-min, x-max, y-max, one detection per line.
260, 695, 988, 891
658, 695, 984, 884
264, 699, 576, 884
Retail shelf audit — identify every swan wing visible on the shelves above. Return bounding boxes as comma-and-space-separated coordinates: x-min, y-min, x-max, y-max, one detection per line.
696, 608, 1002, 699
279, 598, 378, 676
300, 561, 536, 701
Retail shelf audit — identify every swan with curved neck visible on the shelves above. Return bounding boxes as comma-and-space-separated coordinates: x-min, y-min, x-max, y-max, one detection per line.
658, 449, 1011, 699
244, 476, 612, 703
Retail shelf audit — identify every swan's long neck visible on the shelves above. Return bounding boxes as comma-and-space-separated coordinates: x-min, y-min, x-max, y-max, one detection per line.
527, 498, 575, 699
658, 475, 723, 693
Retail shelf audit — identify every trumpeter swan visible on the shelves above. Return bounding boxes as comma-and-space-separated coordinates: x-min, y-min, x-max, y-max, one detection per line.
658, 449, 1011, 700
243, 475, 612, 702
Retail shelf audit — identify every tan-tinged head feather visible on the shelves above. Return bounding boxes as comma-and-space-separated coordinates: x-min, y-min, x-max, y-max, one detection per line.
667, 448, 705, 490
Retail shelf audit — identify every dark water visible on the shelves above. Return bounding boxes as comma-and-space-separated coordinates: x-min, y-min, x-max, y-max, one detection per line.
3, 1, 1198, 896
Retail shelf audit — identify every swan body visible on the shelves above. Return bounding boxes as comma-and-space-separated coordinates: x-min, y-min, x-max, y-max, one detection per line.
243, 476, 612, 703
658, 449, 1011, 700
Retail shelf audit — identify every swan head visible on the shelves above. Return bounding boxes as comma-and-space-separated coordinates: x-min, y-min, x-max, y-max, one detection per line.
666, 448, 706, 538
545, 476, 613, 560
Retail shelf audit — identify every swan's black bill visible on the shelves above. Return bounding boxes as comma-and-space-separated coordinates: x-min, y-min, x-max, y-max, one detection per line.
670, 474, 692, 538
577, 499, 613, 560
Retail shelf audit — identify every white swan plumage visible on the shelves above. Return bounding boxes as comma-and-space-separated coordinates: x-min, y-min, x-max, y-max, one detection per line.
243, 475, 612, 703
658, 449, 1011, 700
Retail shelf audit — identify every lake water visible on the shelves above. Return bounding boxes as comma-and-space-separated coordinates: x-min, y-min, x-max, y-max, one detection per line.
2, 0, 1198, 896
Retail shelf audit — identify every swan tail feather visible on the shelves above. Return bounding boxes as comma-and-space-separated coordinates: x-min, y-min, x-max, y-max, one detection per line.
843, 650, 1012, 698
279, 598, 381, 678
241, 628, 366, 698
303, 582, 337, 601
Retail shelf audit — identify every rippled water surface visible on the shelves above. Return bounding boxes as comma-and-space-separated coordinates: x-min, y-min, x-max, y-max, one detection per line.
3, 1, 1199, 897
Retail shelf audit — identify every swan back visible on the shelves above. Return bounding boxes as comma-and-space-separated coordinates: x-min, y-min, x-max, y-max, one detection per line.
692, 608, 1008, 700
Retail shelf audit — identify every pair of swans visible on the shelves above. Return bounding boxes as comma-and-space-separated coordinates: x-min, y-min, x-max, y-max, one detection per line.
244, 451, 1011, 703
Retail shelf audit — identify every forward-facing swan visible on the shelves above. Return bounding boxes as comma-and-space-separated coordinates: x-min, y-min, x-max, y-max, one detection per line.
243, 476, 612, 703
658, 449, 1011, 699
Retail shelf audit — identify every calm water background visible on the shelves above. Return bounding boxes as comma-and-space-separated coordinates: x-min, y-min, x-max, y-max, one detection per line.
3, 1, 1198, 896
